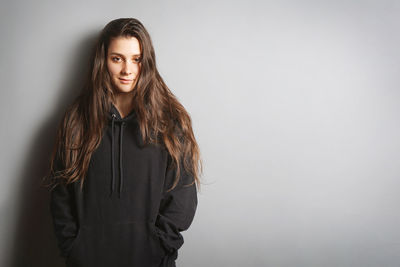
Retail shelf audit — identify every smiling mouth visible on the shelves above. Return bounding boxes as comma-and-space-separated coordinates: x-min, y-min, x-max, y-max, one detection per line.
119, 78, 134, 84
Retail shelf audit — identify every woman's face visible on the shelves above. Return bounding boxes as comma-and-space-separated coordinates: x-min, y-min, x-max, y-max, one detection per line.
106, 36, 142, 94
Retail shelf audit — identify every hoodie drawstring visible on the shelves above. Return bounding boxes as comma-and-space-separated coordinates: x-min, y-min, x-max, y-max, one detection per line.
110, 114, 126, 199
111, 115, 115, 197
119, 122, 125, 198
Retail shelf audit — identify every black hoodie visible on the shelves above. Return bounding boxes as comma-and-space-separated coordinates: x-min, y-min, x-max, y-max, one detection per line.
49, 103, 198, 267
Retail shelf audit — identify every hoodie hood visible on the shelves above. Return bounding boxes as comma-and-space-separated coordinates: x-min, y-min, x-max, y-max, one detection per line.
108, 103, 137, 198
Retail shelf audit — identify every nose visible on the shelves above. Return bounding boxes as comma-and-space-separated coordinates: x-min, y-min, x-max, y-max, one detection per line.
121, 60, 133, 75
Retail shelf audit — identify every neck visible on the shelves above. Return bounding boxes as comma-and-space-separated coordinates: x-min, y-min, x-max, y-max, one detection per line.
113, 92, 134, 118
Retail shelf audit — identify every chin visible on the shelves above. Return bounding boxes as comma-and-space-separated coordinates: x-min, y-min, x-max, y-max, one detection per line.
115, 87, 135, 94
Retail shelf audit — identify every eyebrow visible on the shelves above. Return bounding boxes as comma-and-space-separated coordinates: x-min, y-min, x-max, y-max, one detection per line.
109, 52, 141, 57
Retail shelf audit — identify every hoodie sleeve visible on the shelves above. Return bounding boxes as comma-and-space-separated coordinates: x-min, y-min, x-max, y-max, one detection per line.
49, 153, 79, 259
155, 153, 198, 255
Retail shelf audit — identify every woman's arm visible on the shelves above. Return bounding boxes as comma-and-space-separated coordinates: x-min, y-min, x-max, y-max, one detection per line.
155, 154, 198, 256
49, 153, 79, 259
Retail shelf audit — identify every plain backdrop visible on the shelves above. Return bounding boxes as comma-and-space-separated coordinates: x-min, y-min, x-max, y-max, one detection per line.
1, 0, 400, 266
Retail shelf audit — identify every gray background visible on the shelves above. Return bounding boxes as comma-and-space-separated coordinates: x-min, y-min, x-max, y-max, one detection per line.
1, 0, 399, 266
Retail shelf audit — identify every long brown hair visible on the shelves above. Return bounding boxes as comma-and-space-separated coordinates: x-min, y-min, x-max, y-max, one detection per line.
42, 18, 202, 193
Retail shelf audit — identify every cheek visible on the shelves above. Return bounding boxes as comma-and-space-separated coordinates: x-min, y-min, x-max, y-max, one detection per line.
107, 62, 119, 76
135, 64, 141, 76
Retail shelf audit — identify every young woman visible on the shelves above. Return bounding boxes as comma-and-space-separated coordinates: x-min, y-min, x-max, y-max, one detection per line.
44, 18, 202, 267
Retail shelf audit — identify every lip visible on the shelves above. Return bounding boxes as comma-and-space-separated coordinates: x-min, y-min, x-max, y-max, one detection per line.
119, 78, 133, 84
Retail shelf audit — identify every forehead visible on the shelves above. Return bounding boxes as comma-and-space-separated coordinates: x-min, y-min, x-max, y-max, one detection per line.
108, 36, 141, 56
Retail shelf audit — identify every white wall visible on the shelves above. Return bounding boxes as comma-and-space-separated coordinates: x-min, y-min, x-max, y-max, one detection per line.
1, 0, 400, 266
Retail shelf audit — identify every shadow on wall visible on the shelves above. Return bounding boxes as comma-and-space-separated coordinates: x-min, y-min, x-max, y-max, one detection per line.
8, 33, 98, 267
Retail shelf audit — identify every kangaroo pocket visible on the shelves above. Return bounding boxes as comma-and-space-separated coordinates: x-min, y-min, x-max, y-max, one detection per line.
65, 221, 166, 267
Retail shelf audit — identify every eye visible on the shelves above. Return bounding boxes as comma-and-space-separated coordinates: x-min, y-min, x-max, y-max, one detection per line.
111, 56, 121, 62
134, 57, 141, 63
